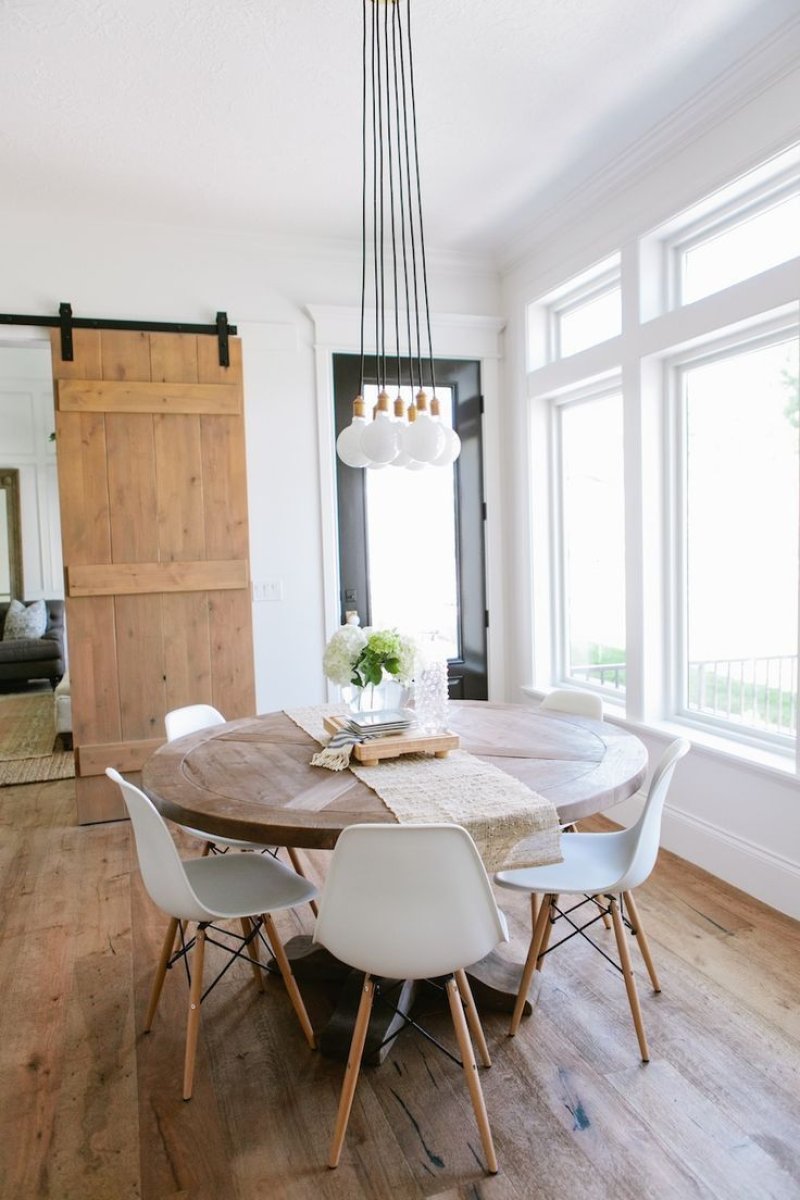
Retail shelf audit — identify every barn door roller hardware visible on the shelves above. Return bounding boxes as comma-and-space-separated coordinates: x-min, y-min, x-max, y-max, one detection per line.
0, 304, 237, 367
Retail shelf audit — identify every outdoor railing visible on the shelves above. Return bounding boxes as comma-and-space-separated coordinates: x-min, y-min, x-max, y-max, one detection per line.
570, 654, 797, 737
687, 654, 797, 736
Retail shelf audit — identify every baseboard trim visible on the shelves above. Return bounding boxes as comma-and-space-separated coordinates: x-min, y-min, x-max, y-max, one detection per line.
609, 793, 800, 920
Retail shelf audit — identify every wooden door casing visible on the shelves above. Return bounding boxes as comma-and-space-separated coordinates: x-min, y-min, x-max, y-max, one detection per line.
51, 329, 255, 824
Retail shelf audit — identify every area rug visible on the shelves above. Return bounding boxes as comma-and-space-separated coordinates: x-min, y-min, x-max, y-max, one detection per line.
0, 692, 75, 785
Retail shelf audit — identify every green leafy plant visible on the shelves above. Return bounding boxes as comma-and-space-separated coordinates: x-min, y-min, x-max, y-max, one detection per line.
323, 625, 415, 688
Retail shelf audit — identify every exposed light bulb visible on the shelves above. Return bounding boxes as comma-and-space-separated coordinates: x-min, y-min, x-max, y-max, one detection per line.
390, 395, 412, 466
401, 391, 444, 464
432, 425, 461, 466
336, 396, 371, 467
361, 391, 400, 465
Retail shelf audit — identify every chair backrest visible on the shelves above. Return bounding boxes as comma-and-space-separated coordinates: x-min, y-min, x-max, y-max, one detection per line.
540, 688, 603, 720
313, 823, 508, 980
164, 704, 226, 742
615, 738, 690, 891
106, 768, 211, 921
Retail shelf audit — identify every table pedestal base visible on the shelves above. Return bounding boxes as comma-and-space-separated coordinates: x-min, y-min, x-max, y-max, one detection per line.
278, 936, 534, 1063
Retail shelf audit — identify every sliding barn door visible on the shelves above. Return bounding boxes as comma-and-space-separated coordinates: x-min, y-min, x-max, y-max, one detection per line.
51, 329, 255, 824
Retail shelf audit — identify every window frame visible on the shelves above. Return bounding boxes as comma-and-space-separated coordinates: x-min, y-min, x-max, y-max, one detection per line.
668, 318, 800, 754
664, 165, 800, 309
552, 377, 627, 701
549, 267, 622, 361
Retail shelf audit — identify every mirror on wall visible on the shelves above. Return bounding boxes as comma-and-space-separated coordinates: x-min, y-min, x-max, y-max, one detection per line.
0, 469, 23, 602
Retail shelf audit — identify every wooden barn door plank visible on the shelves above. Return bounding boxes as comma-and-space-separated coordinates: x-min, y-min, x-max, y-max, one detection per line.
51, 327, 255, 824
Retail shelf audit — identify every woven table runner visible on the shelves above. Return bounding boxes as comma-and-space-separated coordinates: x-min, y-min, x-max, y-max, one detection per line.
285, 705, 562, 872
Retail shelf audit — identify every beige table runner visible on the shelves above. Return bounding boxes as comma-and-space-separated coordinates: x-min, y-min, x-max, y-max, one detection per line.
286, 705, 562, 872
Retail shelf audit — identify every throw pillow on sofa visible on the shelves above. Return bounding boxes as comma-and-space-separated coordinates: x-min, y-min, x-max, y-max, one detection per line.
2, 599, 48, 640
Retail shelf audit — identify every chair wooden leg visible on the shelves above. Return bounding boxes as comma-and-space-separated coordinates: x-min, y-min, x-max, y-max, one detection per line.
455, 969, 491, 1067
609, 896, 650, 1063
262, 913, 316, 1049
329, 975, 375, 1169
593, 895, 613, 930
145, 916, 179, 1032
183, 926, 206, 1100
201, 840, 213, 857
538, 894, 558, 960
285, 846, 319, 918
446, 977, 498, 1175
623, 891, 660, 992
240, 917, 265, 992
510, 891, 553, 1036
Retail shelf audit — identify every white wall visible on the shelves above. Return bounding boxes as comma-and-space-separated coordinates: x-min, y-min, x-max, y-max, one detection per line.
500, 64, 800, 917
0, 220, 499, 712
0, 345, 62, 600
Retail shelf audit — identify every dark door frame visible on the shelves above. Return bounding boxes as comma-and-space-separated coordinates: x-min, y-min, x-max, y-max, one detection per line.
332, 353, 488, 700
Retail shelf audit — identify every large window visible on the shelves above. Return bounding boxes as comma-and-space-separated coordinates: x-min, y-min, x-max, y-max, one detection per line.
557, 389, 626, 695
677, 332, 799, 743
528, 140, 800, 768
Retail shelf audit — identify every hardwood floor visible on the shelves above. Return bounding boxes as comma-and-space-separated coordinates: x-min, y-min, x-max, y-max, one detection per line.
1, 778, 799, 1199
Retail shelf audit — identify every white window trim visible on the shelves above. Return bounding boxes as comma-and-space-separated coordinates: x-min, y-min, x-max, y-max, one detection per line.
668, 317, 799, 756
551, 378, 626, 699
549, 268, 621, 361
663, 164, 800, 309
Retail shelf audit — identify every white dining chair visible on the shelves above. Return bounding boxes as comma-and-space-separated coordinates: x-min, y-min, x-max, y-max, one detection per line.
107, 767, 318, 1099
164, 704, 318, 916
313, 823, 509, 1175
539, 688, 603, 720
495, 738, 690, 1062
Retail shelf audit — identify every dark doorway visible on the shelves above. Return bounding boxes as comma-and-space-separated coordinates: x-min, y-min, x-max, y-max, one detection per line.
333, 354, 487, 700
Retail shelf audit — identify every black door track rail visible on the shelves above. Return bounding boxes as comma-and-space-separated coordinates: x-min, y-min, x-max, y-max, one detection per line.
0, 303, 236, 367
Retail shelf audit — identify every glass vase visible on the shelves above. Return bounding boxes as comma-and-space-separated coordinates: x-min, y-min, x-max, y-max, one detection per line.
413, 637, 450, 732
348, 676, 407, 714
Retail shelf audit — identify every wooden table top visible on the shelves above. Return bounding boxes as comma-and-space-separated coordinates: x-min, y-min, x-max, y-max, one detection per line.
142, 700, 648, 850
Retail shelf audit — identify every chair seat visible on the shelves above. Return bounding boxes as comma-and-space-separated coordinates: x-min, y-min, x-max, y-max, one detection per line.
184, 851, 318, 919
179, 824, 277, 853
495, 830, 633, 896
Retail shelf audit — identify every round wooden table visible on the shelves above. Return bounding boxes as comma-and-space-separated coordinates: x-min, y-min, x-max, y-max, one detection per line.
143, 700, 647, 1060
142, 700, 648, 849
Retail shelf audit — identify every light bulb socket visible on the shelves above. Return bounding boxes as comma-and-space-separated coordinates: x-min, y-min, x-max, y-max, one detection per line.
416, 390, 429, 413
353, 395, 366, 419
430, 395, 441, 417
393, 396, 406, 419
376, 391, 391, 414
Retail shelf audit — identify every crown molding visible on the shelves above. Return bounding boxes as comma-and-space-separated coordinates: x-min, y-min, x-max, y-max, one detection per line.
499, 13, 800, 274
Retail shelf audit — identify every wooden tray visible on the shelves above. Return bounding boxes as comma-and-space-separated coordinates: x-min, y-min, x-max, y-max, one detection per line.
323, 715, 459, 767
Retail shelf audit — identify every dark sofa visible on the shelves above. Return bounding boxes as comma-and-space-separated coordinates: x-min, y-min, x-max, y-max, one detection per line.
0, 599, 65, 687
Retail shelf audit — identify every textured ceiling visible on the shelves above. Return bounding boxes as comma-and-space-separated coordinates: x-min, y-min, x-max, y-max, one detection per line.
1, 0, 797, 261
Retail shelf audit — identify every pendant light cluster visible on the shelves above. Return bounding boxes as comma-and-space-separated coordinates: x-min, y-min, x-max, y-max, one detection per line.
336, 0, 461, 472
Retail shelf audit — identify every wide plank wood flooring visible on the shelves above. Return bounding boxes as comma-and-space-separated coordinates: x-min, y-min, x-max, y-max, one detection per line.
1, 778, 799, 1199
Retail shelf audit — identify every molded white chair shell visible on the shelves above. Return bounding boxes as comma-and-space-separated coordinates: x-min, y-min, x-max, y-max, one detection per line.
495, 738, 690, 1061
314, 823, 508, 979
495, 738, 690, 898
164, 704, 269, 852
539, 688, 603, 720
164, 703, 226, 741
106, 768, 318, 1098
314, 823, 508, 1174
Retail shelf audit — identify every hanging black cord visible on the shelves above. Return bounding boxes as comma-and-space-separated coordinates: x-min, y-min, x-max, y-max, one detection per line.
393, 0, 414, 395
406, 0, 436, 397
371, 2, 380, 391
396, 0, 423, 393
359, 0, 368, 396
375, 1, 387, 391
385, 0, 401, 393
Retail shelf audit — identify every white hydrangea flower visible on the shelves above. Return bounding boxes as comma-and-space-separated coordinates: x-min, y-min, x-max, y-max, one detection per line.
322, 624, 368, 685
